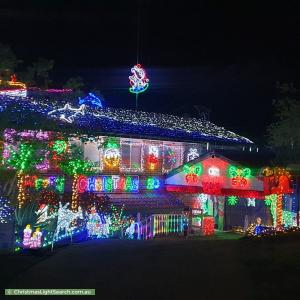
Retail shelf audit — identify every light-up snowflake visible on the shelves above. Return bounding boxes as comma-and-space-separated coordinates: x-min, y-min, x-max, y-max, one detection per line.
227, 196, 238, 206
247, 198, 256, 207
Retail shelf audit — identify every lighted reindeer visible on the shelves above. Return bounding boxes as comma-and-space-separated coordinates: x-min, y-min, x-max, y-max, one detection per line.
53, 202, 83, 241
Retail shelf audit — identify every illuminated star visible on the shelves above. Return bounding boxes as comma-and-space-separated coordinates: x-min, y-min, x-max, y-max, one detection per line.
48, 103, 86, 123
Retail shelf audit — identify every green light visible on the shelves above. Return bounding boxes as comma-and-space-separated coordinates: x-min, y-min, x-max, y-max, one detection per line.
283, 211, 294, 227
183, 163, 202, 176
183, 165, 190, 174
228, 165, 238, 178
60, 159, 93, 176
35, 179, 43, 190
146, 177, 155, 189
242, 168, 251, 178
265, 194, 277, 226
227, 196, 238, 206
55, 177, 65, 193
146, 177, 160, 190
52, 140, 67, 154
193, 163, 203, 176
125, 176, 132, 192
105, 138, 119, 149
265, 194, 277, 206
105, 177, 113, 192
7, 143, 42, 172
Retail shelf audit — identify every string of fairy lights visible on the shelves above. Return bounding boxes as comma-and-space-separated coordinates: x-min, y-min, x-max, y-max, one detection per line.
0, 95, 253, 144
0, 90, 297, 247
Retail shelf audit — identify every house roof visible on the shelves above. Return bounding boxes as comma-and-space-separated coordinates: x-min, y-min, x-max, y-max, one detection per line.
0, 95, 253, 144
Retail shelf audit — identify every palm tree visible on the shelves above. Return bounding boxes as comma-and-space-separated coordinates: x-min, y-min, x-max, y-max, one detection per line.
59, 145, 94, 212
6, 142, 43, 208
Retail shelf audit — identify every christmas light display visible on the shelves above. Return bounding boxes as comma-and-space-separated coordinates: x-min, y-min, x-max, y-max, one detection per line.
282, 210, 296, 227
79, 93, 103, 108
247, 198, 256, 207
24, 175, 65, 193
265, 194, 277, 226
60, 158, 93, 211
184, 163, 203, 184
227, 196, 238, 206
6, 143, 43, 208
45, 88, 73, 93
147, 145, 159, 171
153, 214, 185, 236
276, 193, 283, 227
48, 103, 86, 123
86, 206, 111, 238
0, 196, 13, 224
146, 177, 160, 190
3, 128, 52, 143
0, 95, 253, 144
0, 79, 27, 97
29, 228, 43, 249
165, 147, 176, 165
129, 64, 149, 94
120, 139, 144, 172
125, 220, 140, 239
52, 140, 68, 155
197, 194, 208, 214
187, 148, 199, 162
23, 224, 32, 248
35, 204, 49, 224
208, 166, 220, 176
263, 167, 292, 227
77, 175, 139, 193
53, 202, 84, 241
228, 165, 251, 188
110, 204, 127, 233
103, 138, 121, 169
183, 163, 203, 176
162, 144, 183, 173
202, 217, 214, 236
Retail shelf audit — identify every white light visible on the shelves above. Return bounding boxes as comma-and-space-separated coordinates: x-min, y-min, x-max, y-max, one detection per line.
187, 148, 199, 162
247, 198, 256, 207
208, 166, 220, 176
48, 103, 86, 123
53, 202, 84, 240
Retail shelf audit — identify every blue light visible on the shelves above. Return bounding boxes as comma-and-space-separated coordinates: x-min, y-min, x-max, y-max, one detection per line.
78, 93, 103, 109
0, 95, 251, 144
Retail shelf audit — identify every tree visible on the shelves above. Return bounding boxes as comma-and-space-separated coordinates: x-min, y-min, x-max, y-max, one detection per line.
32, 58, 54, 88
5, 142, 44, 208
63, 76, 85, 91
0, 44, 20, 80
267, 82, 300, 164
58, 144, 94, 211
19, 66, 36, 87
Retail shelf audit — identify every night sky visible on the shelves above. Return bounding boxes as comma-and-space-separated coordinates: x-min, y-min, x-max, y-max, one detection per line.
1, 1, 300, 144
